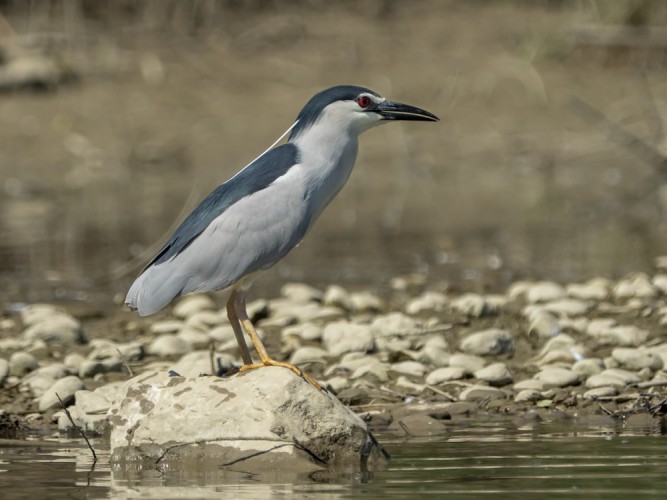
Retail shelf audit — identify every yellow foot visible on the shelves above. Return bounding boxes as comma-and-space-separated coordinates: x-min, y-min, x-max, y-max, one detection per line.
238, 359, 322, 391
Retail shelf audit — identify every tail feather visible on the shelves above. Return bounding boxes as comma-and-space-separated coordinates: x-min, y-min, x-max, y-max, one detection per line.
125, 266, 187, 316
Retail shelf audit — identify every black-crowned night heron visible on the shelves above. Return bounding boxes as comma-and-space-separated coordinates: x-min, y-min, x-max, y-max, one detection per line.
126, 85, 438, 388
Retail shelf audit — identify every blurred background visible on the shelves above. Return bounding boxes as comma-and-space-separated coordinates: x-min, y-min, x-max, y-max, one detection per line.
0, 0, 666, 309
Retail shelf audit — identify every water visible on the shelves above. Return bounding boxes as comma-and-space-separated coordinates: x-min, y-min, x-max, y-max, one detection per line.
2, 419, 666, 499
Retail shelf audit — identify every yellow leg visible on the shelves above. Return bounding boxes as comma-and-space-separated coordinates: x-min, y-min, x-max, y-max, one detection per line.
225, 291, 253, 365
232, 288, 322, 390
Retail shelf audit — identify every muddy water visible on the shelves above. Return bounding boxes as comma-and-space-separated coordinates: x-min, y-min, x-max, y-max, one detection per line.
2, 418, 666, 499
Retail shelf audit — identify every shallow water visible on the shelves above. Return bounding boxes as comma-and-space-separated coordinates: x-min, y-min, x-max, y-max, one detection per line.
2, 418, 666, 499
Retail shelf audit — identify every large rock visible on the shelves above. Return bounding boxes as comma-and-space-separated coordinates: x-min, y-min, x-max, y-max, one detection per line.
107, 368, 387, 472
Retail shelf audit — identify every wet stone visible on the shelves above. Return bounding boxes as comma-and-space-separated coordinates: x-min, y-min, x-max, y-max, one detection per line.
583, 386, 618, 399
459, 328, 514, 356
425, 366, 466, 385
322, 321, 375, 356
474, 362, 512, 387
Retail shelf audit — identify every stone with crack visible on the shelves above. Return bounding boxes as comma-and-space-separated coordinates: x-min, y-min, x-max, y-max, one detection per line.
106, 368, 387, 472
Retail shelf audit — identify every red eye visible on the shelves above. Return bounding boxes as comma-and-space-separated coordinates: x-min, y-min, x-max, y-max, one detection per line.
357, 95, 371, 108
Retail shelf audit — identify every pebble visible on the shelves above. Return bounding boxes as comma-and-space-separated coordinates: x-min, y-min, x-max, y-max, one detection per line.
322, 321, 375, 356
22, 314, 84, 345
459, 328, 514, 356
474, 362, 512, 386
589, 325, 649, 347
38, 375, 85, 411
513, 379, 545, 391
459, 385, 507, 402
566, 279, 610, 301
351, 361, 390, 383
583, 386, 618, 399
425, 366, 466, 385
170, 351, 236, 377
20, 304, 62, 326
406, 291, 447, 315
572, 358, 605, 377
9, 352, 38, 376
526, 281, 566, 303
150, 320, 185, 335
324, 375, 350, 393
533, 367, 580, 388
0, 358, 9, 385
64, 353, 85, 374
543, 298, 590, 317
281, 322, 323, 341
450, 293, 497, 318
585, 368, 640, 389
322, 285, 354, 311
613, 273, 657, 300
528, 311, 560, 339
394, 376, 425, 395
267, 301, 343, 325
25, 339, 49, 358
147, 334, 192, 357
418, 345, 450, 368
612, 348, 663, 371
280, 283, 323, 303
88, 339, 143, 362
449, 353, 486, 373
185, 311, 226, 330
177, 327, 212, 349
514, 389, 541, 403
172, 295, 216, 318
389, 361, 427, 379
289, 346, 330, 365
22, 364, 69, 396
350, 291, 384, 312
78, 359, 123, 378
371, 312, 419, 338
653, 274, 667, 295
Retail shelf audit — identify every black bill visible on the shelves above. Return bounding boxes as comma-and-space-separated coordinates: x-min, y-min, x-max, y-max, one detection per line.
375, 100, 439, 122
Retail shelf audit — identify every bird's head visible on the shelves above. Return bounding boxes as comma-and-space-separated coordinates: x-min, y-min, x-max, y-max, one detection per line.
289, 85, 438, 140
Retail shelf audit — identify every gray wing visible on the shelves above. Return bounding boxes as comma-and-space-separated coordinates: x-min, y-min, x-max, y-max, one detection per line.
126, 144, 308, 316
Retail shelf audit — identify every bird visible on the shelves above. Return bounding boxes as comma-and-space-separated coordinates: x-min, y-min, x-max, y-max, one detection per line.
125, 85, 438, 389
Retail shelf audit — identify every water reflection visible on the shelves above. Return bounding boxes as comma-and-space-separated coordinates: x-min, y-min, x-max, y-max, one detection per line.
2, 418, 666, 498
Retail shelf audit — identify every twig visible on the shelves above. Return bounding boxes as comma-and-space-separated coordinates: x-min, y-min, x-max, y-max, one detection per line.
209, 340, 216, 375
598, 403, 614, 416
636, 380, 667, 389
116, 348, 134, 377
425, 385, 456, 401
56, 393, 97, 464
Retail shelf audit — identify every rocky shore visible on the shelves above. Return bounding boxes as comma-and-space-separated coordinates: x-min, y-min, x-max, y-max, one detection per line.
2, 263, 667, 446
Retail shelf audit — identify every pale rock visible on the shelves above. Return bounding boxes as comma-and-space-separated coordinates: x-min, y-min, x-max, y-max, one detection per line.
38, 375, 85, 411
22, 314, 84, 345
177, 327, 212, 350
280, 283, 323, 303
566, 279, 610, 301
0, 358, 9, 385
371, 312, 419, 338
267, 301, 344, 325
388, 361, 426, 379
653, 274, 667, 295
394, 376, 425, 395
335, 353, 379, 373
423, 335, 449, 350
350, 291, 384, 312
589, 325, 649, 347
289, 346, 330, 365
534, 367, 579, 388
572, 358, 605, 377
148, 335, 192, 357
150, 320, 184, 335
459, 385, 507, 402
20, 304, 61, 327
449, 353, 486, 373
528, 311, 560, 339
107, 369, 387, 471
586, 318, 617, 336
526, 281, 566, 303
9, 351, 38, 376
514, 389, 541, 403
583, 386, 618, 399
324, 376, 350, 393
474, 363, 512, 386
79, 359, 124, 378
64, 353, 85, 374
543, 298, 590, 317
322, 285, 354, 311
25, 339, 49, 358
418, 345, 450, 368
425, 366, 466, 385
185, 311, 225, 330
513, 379, 545, 391
585, 368, 641, 389
172, 295, 216, 318
281, 322, 323, 341
88, 339, 144, 362
613, 273, 657, 300
170, 350, 236, 378
459, 329, 514, 356
612, 348, 663, 371
322, 321, 374, 356
22, 364, 69, 396
351, 361, 390, 382
406, 291, 447, 315
450, 293, 496, 317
